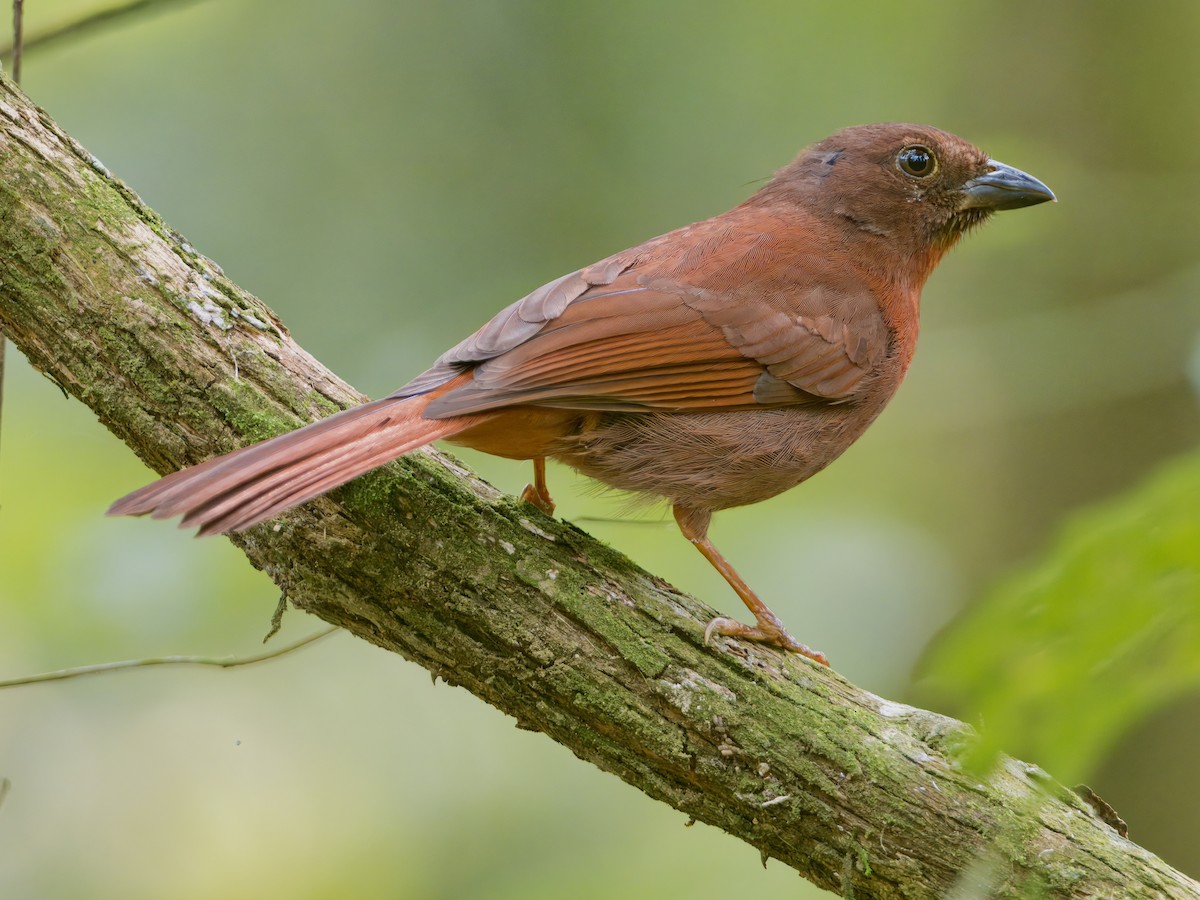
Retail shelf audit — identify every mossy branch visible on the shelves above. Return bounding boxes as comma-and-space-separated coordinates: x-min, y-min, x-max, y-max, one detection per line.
0, 76, 1194, 899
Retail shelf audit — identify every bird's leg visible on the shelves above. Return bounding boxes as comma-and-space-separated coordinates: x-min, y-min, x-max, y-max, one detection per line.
519, 457, 556, 516
673, 505, 829, 666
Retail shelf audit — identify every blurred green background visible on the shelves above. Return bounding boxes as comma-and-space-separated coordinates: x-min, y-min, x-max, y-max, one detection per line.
2, 1, 1200, 897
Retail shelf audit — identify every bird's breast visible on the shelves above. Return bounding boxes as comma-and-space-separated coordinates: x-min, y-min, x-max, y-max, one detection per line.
551, 401, 888, 513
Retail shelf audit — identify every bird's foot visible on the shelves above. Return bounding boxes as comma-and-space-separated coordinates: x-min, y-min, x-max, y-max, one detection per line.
519, 482, 556, 517
704, 616, 829, 666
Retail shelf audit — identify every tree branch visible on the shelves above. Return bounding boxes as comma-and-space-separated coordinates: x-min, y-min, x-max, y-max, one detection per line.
0, 76, 1194, 899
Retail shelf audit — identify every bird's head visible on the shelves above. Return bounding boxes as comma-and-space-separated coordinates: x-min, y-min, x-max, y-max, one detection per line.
760, 123, 1054, 278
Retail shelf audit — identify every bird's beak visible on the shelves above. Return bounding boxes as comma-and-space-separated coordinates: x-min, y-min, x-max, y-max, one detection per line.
960, 160, 1055, 211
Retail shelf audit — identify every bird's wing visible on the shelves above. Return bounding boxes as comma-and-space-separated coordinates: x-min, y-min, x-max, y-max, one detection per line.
397, 227, 891, 417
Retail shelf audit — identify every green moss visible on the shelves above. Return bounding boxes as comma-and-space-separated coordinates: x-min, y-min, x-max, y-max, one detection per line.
208, 377, 298, 443
855, 843, 872, 877
78, 155, 176, 250
0, 185, 68, 297
305, 389, 343, 418
537, 567, 672, 677
336, 466, 416, 520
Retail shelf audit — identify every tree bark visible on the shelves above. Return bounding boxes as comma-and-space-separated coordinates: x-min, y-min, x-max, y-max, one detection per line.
0, 76, 1194, 899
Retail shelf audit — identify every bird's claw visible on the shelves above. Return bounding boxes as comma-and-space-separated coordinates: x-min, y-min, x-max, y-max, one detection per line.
704, 615, 829, 666
704, 617, 737, 646
519, 482, 556, 517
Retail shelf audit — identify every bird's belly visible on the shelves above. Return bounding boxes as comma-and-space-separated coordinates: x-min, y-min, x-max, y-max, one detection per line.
552, 405, 876, 512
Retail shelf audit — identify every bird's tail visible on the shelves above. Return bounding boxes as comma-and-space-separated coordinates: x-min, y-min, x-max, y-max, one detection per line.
108, 378, 483, 536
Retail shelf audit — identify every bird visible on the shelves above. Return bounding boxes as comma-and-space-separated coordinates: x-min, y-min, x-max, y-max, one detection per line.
109, 123, 1054, 666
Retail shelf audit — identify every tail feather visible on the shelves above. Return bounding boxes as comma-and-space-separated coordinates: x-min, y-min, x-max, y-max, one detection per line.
109, 383, 483, 535
128, 399, 402, 519
184, 411, 463, 536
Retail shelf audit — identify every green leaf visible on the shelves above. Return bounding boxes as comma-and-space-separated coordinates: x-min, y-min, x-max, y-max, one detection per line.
924, 452, 1200, 778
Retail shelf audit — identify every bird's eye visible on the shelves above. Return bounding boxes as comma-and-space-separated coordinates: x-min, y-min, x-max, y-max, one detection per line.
897, 145, 937, 178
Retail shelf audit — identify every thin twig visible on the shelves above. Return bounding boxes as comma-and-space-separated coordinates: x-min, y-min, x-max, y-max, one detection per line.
0, 0, 208, 63
10, 0, 21, 82
0, 626, 340, 688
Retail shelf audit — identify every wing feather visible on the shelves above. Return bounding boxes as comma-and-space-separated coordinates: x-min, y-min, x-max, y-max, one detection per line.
396, 219, 891, 416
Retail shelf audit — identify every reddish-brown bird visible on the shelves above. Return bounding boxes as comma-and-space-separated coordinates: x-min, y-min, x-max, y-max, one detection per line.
110, 124, 1053, 665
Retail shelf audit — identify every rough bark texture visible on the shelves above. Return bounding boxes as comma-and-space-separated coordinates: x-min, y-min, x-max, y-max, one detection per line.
0, 76, 1195, 899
